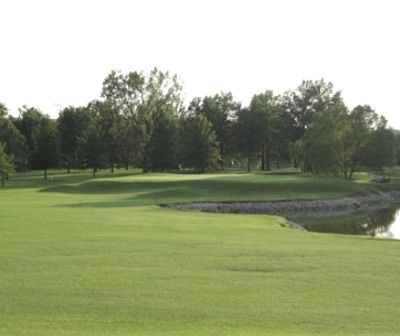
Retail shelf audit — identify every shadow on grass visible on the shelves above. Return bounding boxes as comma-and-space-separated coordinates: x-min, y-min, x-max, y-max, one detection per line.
43, 174, 384, 209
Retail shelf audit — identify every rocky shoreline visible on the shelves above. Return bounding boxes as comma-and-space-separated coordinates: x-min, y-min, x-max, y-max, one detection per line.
168, 190, 400, 218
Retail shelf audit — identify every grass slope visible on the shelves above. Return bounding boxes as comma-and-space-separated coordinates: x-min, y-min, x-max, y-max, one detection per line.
1, 170, 400, 335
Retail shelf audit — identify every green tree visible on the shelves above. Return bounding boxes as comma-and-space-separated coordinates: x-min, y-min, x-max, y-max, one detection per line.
283, 79, 337, 141
249, 91, 288, 170
0, 142, 14, 187
32, 117, 60, 180
78, 120, 106, 178
148, 107, 180, 171
346, 105, 378, 180
235, 107, 266, 172
140, 68, 183, 172
0, 103, 8, 118
180, 115, 220, 173
0, 104, 28, 171
57, 106, 91, 172
14, 106, 44, 169
101, 70, 146, 169
190, 93, 241, 169
362, 117, 396, 174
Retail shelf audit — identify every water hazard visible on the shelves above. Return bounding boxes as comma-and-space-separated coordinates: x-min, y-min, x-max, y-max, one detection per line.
293, 205, 400, 239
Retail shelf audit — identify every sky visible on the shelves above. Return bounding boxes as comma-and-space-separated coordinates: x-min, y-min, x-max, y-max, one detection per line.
1, 0, 399, 127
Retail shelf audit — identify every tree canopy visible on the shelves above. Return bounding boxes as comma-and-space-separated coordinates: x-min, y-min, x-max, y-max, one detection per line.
0, 71, 397, 178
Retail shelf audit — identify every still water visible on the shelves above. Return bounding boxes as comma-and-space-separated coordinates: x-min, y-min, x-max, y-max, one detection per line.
293, 205, 400, 239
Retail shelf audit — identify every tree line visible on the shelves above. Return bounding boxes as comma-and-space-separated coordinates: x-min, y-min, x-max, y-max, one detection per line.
0, 68, 398, 183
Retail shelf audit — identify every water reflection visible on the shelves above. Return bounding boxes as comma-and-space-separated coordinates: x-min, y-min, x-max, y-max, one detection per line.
294, 205, 400, 239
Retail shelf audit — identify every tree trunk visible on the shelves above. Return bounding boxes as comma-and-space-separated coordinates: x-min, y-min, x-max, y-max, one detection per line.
266, 146, 271, 171
220, 143, 224, 170
44, 168, 47, 180
92, 167, 96, 178
1, 175, 4, 187
261, 145, 266, 171
247, 155, 251, 172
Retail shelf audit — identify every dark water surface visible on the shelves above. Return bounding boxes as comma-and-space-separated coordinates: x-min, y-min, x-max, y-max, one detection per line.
293, 205, 400, 239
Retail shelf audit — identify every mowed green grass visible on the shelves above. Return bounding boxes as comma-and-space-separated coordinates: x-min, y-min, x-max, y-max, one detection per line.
1, 170, 400, 335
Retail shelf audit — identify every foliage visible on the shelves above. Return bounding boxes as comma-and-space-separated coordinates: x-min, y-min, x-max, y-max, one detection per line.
362, 118, 396, 173
189, 92, 241, 169
235, 107, 266, 171
57, 106, 91, 172
32, 117, 60, 180
78, 119, 106, 177
180, 115, 220, 173
13, 106, 44, 169
1, 73, 396, 177
292, 99, 396, 179
0, 112, 27, 171
0, 142, 14, 186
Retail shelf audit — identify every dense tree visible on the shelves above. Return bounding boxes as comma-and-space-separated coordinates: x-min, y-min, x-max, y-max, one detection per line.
0, 105, 28, 170
0, 103, 7, 118
394, 130, 400, 166
283, 79, 337, 141
180, 115, 220, 173
78, 119, 106, 178
191, 93, 241, 169
102, 70, 146, 169
292, 99, 396, 179
249, 91, 288, 170
57, 106, 91, 172
148, 108, 180, 171
0, 142, 14, 187
32, 117, 60, 180
139, 68, 183, 172
1, 73, 397, 178
235, 107, 267, 172
293, 102, 346, 174
362, 117, 396, 173
346, 105, 379, 180
14, 106, 44, 169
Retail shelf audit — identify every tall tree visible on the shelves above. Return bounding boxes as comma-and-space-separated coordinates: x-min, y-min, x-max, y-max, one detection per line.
78, 120, 106, 178
180, 115, 220, 173
0, 104, 28, 171
14, 106, 44, 169
283, 79, 337, 141
0, 142, 14, 187
140, 68, 183, 172
362, 117, 396, 174
104, 70, 146, 169
249, 91, 287, 170
192, 93, 241, 170
32, 117, 60, 180
148, 107, 180, 171
0, 103, 8, 118
346, 105, 378, 180
235, 107, 267, 172
57, 106, 91, 172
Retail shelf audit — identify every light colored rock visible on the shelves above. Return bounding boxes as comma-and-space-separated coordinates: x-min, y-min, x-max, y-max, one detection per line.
168, 191, 400, 218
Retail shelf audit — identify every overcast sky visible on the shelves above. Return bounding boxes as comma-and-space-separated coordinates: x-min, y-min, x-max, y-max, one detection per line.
1, 0, 399, 127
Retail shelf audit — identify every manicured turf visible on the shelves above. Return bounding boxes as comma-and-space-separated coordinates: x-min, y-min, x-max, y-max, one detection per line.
1, 170, 400, 335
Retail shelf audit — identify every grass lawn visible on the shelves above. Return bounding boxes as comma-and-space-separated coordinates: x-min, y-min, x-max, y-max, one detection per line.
1, 170, 400, 335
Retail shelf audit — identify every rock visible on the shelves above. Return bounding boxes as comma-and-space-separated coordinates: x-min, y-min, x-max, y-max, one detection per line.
168, 191, 400, 218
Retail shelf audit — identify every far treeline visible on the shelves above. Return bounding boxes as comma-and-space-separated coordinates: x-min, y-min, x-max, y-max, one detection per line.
0, 68, 399, 182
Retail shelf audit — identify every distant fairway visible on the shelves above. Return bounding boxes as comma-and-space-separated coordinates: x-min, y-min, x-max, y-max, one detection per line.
1, 170, 400, 335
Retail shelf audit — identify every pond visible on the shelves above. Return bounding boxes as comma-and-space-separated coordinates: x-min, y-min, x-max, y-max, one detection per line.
293, 205, 400, 239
